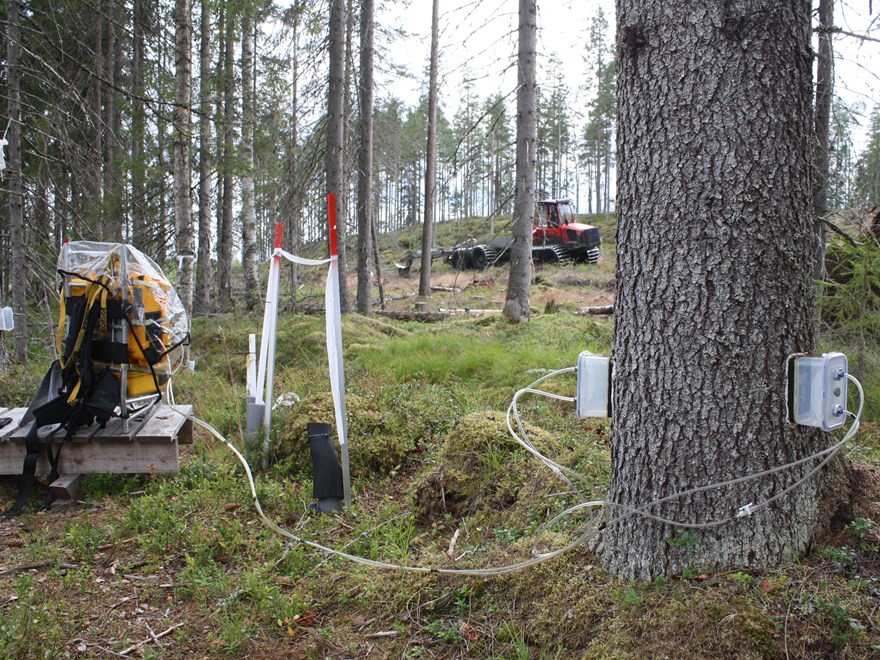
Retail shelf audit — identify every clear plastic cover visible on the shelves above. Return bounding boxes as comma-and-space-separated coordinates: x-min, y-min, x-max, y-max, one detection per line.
57, 241, 190, 362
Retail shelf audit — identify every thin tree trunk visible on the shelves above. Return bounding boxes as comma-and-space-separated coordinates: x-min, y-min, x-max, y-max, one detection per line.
419, 0, 440, 299
241, 8, 259, 309
605, 0, 831, 580
7, 0, 28, 364
813, 0, 833, 279
90, 3, 105, 237
326, 0, 352, 312
370, 209, 386, 311
195, 0, 214, 315
173, 0, 195, 315
132, 0, 147, 248
285, 7, 301, 309
355, 0, 375, 314
217, 7, 236, 305
503, 0, 537, 323
102, 11, 117, 241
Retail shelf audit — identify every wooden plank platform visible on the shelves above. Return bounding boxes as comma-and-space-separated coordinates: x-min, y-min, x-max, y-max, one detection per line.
0, 404, 192, 477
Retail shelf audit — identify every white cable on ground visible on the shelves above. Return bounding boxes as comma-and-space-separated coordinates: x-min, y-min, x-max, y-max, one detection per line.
166, 369, 864, 575
168, 403, 604, 575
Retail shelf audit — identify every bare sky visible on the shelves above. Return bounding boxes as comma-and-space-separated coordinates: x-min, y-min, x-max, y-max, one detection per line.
382, 0, 879, 150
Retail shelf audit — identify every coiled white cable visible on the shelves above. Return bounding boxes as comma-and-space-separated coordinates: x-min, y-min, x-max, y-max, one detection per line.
165, 370, 863, 574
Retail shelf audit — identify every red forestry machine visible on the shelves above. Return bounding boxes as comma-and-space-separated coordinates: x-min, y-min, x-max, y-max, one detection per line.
397, 199, 601, 274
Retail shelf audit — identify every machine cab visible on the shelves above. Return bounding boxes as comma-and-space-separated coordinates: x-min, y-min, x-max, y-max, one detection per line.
534, 199, 577, 243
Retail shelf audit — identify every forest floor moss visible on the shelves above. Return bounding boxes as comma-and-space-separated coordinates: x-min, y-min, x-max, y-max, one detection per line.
1, 219, 879, 658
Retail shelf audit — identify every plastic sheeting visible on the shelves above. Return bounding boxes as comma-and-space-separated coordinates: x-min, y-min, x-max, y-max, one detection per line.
58, 241, 190, 353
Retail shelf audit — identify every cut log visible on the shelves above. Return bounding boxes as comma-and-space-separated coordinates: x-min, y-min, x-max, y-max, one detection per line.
576, 304, 614, 315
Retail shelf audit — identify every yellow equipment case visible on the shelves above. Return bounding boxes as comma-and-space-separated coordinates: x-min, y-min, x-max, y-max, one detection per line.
5, 242, 189, 516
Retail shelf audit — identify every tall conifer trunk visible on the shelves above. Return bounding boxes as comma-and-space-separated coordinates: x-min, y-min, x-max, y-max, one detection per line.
604, 0, 833, 580
503, 0, 537, 323
419, 0, 440, 299
173, 0, 194, 315
355, 0, 375, 314
7, 0, 28, 364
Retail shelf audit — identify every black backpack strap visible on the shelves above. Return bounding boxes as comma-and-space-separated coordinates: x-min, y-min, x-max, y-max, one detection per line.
4, 423, 42, 518
42, 425, 71, 510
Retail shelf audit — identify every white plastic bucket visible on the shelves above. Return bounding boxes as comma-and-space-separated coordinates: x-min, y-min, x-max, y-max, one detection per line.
0, 307, 13, 331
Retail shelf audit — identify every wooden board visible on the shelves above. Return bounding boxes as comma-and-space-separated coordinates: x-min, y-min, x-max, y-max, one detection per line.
0, 408, 28, 441
0, 404, 193, 476
5, 404, 192, 444
50, 473, 83, 500
0, 439, 179, 476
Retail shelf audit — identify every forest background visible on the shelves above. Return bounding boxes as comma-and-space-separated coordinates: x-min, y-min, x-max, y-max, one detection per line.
1, 0, 878, 348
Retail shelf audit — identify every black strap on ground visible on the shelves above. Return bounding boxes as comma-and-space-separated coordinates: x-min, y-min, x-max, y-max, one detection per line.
4, 423, 42, 518
42, 425, 69, 510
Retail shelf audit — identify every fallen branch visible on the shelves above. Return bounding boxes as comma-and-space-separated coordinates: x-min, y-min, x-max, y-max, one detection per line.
118, 622, 184, 656
821, 218, 861, 247
377, 310, 449, 323
0, 561, 78, 576
576, 304, 614, 316
363, 630, 398, 639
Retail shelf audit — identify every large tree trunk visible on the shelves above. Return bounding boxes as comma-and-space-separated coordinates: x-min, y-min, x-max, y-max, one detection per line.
194, 0, 213, 315
813, 0, 833, 279
604, 0, 829, 580
326, 0, 352, 312
241, 8, 259, 309
503, 0, 537, 323
6, 0, 28, 364
173, 0, 194, 315
355, 0, 375, 314
418, 0, 440, 299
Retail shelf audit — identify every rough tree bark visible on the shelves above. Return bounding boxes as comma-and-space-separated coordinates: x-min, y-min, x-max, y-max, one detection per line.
173, 0, 195, 316
7, 0, 28, 364
326, 0, 352, 312
603, 0, 834, 580
241, 7, 260, 309
418, 0, 440, 299
355, 0, 375, 314
503, 0, 537, 323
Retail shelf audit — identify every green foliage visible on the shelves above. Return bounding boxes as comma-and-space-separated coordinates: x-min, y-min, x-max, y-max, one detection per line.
422, 619, 463, 644
667, 530, 700, 549
0, 574, 70, 658
820, 234, 880, 421
853, 106, 880, 206
812, 596, 866, 645
821, 237, 880, 336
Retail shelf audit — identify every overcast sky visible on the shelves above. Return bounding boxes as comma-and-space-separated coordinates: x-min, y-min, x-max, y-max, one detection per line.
380, 0, 878, 150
